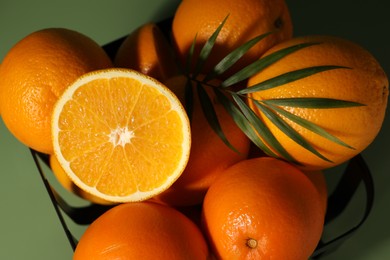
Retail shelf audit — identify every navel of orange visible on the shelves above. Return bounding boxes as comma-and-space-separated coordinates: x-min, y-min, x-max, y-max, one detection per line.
202, 157, 325, 259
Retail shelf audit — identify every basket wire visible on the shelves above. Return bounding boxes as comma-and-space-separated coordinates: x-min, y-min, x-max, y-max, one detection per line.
30, 149, 374, 258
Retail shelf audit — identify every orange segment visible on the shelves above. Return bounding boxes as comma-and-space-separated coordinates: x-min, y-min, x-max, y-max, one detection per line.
49, 155, 114, 205
52, 68, 191, 203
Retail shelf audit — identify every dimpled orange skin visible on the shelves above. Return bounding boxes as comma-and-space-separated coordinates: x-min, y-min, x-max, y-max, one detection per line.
247, 35, 389, 170
202, 157, 325, 260
0, 28, 113, 154
247, 145, 328, 215
171, 0, 293, 77
73, 202, 210, 260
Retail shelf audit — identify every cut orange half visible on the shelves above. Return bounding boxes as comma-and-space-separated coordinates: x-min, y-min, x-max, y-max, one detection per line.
51, 68, 191, 203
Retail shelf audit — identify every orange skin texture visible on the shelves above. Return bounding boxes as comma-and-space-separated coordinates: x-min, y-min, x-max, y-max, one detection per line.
0, 28, 112, 154
152, 76, 250, 206
114, 23, 178, 82
74, 202, 210, 260
202, 157, 325, 260
248, 146, 328, 215
247, 35, 389, 170
171, 0, 293, 77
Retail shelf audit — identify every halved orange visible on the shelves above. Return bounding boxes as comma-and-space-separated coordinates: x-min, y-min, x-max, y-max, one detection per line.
51, 68, 191, 203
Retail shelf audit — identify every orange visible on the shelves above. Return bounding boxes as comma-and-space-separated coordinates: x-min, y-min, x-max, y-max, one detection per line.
152, 75, 250, 206
0, 28, 113, 154
202, 157, 325, 259
74, 202, 210, 260
247, 143, 328, 213
51, 68, 191, 203
114, 23, 178, 82
171, 0, 293, 77
49, 155, 113, 205
247, 35, 389, 170
247, 147, 328, 213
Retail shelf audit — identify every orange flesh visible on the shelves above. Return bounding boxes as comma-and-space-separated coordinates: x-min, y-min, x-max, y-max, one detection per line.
53, 71, 190, 201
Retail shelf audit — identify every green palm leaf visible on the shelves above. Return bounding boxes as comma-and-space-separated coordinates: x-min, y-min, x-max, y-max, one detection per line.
184, 33, 198, 75
221, 42, 321, 88
238, 65, 349, 94
254, 101, 333, 162
231, 93, 298, 163
203, 32, 272, 82
263, 97, 364, 108
196, 82, 239, 153
213, 88, 278, 157
264, 101, 356, 149
192, 15, 229, 77
182, 16, 360, 164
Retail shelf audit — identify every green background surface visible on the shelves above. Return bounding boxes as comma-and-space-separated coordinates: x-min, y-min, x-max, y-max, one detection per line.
1, 0, 389, 259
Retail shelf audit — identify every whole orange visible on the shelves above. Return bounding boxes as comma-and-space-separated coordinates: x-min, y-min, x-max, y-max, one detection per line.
152, 75, 250, 206
202, 157, 325, 260
0, 28, 112, 154
73, 202, 210, 260
247, 35, 389, 170
114, 23, 178, 82
171, 0, 293, 77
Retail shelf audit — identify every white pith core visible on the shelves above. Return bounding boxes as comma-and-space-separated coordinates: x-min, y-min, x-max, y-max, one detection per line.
108, 126, 134, 146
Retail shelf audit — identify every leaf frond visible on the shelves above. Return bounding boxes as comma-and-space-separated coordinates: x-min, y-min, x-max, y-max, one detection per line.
265, 102, 355, 150
184, 33, 198, 75
213, 88, 278, 157
238, 65, 349, 95
182, 17, 358, 164
192, 15, 229, 78
263, 97, 365, 108
196, 82, 239, 153
254, 101, 333, 162
232, 94, 299, 163
203, 32, 273, 82
222, 42, 321, 88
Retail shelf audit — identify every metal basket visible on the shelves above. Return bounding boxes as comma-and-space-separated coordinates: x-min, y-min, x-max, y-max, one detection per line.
30, 149, 374, 259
